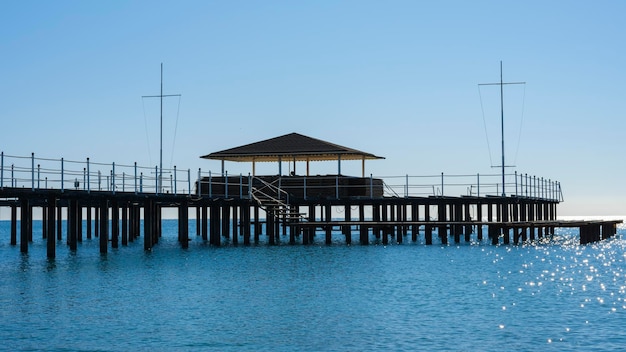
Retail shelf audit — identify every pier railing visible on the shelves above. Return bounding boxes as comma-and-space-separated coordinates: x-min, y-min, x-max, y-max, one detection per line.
0, 152, 562, 202
0, 152, 193, 195
380, 172, 563, 201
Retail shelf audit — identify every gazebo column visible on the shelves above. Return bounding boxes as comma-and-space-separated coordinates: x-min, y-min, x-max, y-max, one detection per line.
278, 156, 282, 175
362, 157, 365, 177
252, 158, 256, 176
338, 154, 341, 175
306, 157, 310, 176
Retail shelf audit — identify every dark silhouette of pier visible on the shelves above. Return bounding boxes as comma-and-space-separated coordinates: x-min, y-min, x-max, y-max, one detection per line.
0, 151, 620, 259
1, 132, 622, 259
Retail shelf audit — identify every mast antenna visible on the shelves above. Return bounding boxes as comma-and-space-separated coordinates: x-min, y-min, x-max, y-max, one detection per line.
478, 61, 525, 196
142, 63, 181, 193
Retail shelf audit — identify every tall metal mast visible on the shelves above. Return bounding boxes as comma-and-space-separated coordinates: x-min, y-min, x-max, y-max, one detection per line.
143, 63, 181, 193
500, 61, 505, 197
479, 61, 525, 197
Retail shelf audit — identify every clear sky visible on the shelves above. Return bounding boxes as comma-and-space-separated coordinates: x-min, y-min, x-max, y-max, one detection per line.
1, 1, 624, 216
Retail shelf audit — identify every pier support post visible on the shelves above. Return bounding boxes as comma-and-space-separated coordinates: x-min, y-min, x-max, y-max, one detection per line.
520, 201, 528, 242
210, 205, 221, 246
502, 203, 510, 245
325, 204, 332, 245
179, 200, 189, 249
86, 206, 92, 239
111, 201, 119, 248
201, 206, 208, 241
373, 204, 381, 239
381, 204, 388, 243
68, 199, 78, 251
411, 204, 419, 242
464, 203, 472, 242
222, 205, 230, 240
254, 204, 262, 243
57, 205, 63, 241
196, 206, 201, 236
127, 204, 133, 241
47, 196, 56, 258
535, 202, 543, 239
77, 203, 82, 243
359, 204, 368, 245
438, 203, 447, 245
490, 225, 499, 245
254, 206, 261, 243
20, 198, 29, 253
42, 204, 48, 239
396, 204, 403, 244
100, 200, 109, 254
425, 205, 432, 245
528, 202, 535, 241
453, 203, 461, 243
476, 203, 483, 241
10, 204, 17, 246
154, 203, 160, 243
94, 205, 99, 238
267, 207, 275, 245
121, 203, 128, 246
232, 205, 239, 244
243, 205, 251, 245
343, 205, 351, 245
144, 199, 153, 251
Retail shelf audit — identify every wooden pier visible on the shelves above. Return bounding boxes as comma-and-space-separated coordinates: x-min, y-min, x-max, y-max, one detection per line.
0, 182, 621, 258
0, 138, 621, 258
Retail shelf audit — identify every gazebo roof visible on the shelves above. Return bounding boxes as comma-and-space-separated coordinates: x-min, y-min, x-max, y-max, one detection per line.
200, 132, 384, 162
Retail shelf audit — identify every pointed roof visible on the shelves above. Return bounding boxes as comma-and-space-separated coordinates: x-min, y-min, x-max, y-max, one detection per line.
200, 132, 384, 162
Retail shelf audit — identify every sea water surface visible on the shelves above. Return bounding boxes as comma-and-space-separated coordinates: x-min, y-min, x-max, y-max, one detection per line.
1, 219, 626, 351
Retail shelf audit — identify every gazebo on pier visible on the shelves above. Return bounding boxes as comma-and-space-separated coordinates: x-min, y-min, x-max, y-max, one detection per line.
198, 132, 385, 199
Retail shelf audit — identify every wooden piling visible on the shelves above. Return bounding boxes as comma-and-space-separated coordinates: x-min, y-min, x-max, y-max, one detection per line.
222, 205, 230, 240
111, 201, 119, 248
254, 206, 261, 243
20, 198, 29, 253
424, 205, 432, 245
42, 203, 48, 239
242, 205, 251, 245
68, 199, 78, 251
47, 196, 56, 258
201, 206, 208, 241
121, 203, 128, 246
464, 203, 472, 242
411, 203, 419, 242
325, 205, 332, 245
476, 203, 483, 241
86, 206, 92, 239
179, 200, 189, 249
100, 200, 109, 254
10, 204, 17, 246
54, 205, 61, 241
210, 204, 221, 246
359, 204, 368, 245
94, 204, 99, 238
343, 205, 351, 245
438, 203, 447, 245
196, 206, 201, 236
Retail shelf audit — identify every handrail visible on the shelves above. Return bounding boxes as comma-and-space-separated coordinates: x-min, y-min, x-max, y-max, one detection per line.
250, 176, 290, 203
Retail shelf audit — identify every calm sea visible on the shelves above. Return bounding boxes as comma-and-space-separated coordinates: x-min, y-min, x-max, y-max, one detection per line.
1, 219, 626, 351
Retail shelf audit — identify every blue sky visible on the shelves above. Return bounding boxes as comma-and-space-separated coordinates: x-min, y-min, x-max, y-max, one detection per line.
1, 1, 625, 216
